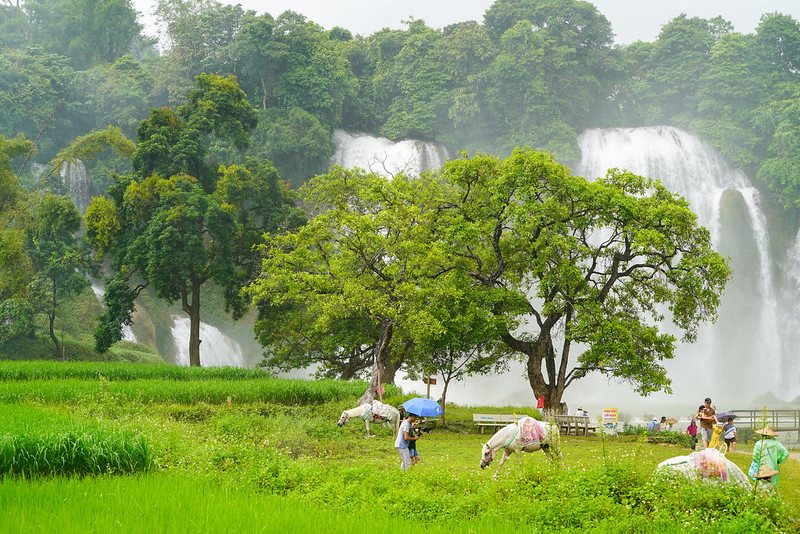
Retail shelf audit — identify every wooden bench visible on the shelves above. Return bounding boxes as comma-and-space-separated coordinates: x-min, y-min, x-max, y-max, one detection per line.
552, 415, 598, 436
473, 414, 529, 433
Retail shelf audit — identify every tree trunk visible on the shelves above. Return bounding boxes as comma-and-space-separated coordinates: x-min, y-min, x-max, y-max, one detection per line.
439, 375, 451, 427
48, 311, 60, 359
183, 280, 202, 367
358, 318, 393, 405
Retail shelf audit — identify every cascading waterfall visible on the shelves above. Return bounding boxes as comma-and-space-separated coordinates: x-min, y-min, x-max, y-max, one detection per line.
782, 234, 800, 396
170, 315, 246, 368
577, 126, 786, 404
61, 160, 91, 215
330, 130, 449, 177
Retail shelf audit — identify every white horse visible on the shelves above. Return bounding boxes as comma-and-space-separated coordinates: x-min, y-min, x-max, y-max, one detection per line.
480, 417, 560, 479
654, 448, 750, 490
337, 400, 401, 438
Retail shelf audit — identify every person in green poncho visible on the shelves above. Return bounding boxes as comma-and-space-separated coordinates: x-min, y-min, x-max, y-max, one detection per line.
748, 427, 789, 489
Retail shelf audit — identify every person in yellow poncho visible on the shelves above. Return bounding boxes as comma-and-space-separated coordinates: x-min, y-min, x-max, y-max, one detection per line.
748, 427, 789, 489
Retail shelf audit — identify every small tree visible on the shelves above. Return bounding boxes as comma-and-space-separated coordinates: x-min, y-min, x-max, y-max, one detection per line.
25, 193, 97, 357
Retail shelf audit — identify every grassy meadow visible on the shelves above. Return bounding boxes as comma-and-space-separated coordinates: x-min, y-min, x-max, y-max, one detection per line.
0, 361, 798, 533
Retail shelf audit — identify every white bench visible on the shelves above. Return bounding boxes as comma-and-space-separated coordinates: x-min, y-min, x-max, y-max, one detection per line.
552, 415, 598, 436
473, 414, 530, 433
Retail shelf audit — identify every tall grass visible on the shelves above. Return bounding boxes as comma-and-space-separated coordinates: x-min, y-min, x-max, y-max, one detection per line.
0, 474, 529, 533
0, 361, 400, 404
0, 431, 155, 476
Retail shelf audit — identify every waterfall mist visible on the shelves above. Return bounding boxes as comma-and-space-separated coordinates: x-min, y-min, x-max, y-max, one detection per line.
170, 315, 246, 368
61, 160, 92, 215
330, 130, 449, 177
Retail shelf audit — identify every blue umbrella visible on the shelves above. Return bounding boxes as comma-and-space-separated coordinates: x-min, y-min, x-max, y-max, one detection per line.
402, 397, 444, 417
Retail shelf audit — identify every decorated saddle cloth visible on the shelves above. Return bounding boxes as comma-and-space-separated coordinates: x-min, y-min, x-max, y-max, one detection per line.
519, 417, 545, 447
690, 448, 728, 481
370, 400, 395, 421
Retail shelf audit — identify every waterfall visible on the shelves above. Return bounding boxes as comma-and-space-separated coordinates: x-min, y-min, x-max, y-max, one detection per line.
330, 130, 449, 177
782, 234, 800, 396
577, 126, 788, 403
89, 279, 136, 343
170, 315, 246, 368
61, 160, 91, 215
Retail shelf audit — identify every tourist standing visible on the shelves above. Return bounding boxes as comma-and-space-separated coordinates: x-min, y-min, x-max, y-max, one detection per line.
395, 412, 421, 472
722, 417, 737, 453
698, 397, 717, 448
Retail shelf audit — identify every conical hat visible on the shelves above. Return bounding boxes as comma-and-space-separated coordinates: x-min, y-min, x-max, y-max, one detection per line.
755, 426, 778, 437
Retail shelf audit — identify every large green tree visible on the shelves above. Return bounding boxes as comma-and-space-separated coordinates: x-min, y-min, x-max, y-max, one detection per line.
245, 165, 460, 401
85, 74, 301, 365
436, 149, 730, 409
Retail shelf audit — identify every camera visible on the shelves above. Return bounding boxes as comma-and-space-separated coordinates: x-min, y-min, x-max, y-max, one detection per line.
416, 426, 433, 434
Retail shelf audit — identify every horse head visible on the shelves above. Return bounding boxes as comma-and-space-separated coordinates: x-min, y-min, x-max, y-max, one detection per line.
337, 411, 350, 427
480, 442, 493, 469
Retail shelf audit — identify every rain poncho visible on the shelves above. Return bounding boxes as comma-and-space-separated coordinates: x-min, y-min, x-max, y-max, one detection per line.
748, 437, 789, 488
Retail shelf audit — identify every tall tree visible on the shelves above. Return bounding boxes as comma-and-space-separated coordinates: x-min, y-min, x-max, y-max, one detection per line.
85, 74, 301, 365
153, 0, 247, 105
25, 193, 97, 357
436, 149, 731, 410
645, 14, 732, 123
245, 166, 454, 401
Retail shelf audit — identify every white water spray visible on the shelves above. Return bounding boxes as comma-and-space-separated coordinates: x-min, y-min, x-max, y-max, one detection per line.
89, 279, 136, 343
61, 160, 91, 215
170, 315, 246, 368
577, 126, 783, 404
331, 130, 449, 177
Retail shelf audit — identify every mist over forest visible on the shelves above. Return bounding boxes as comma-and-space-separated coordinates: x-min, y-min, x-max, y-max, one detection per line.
3, 0, 800, 411
2, 0, 800, 204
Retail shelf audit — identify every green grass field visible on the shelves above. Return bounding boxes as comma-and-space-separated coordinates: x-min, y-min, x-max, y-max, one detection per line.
0, 361, 797, 533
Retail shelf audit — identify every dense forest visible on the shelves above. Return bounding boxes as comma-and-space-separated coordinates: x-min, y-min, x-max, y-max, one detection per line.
3, 0, 800, 200
1, 0, 799, 402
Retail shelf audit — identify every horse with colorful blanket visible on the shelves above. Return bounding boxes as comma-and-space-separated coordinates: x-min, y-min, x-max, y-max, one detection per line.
337, 400, 401, 438
479, 417, 560, 479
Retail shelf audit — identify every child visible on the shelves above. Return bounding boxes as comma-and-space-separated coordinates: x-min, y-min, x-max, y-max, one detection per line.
722, 417, 737, 452
687, 419, 698, 450
408, 419, 421, 466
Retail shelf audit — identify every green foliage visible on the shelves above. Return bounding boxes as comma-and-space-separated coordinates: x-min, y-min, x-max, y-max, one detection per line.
436, 150, 730, 407
85, 75, 302, 364
249, 106, 334, 188
22, 0, 144, 70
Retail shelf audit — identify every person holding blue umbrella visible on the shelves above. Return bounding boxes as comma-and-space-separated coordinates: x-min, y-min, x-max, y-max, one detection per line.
395, 412, 422, 472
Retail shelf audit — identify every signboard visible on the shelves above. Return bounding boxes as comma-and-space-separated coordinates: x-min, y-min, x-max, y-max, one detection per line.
422, 377, 437, 385
603, 408, 618, 425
